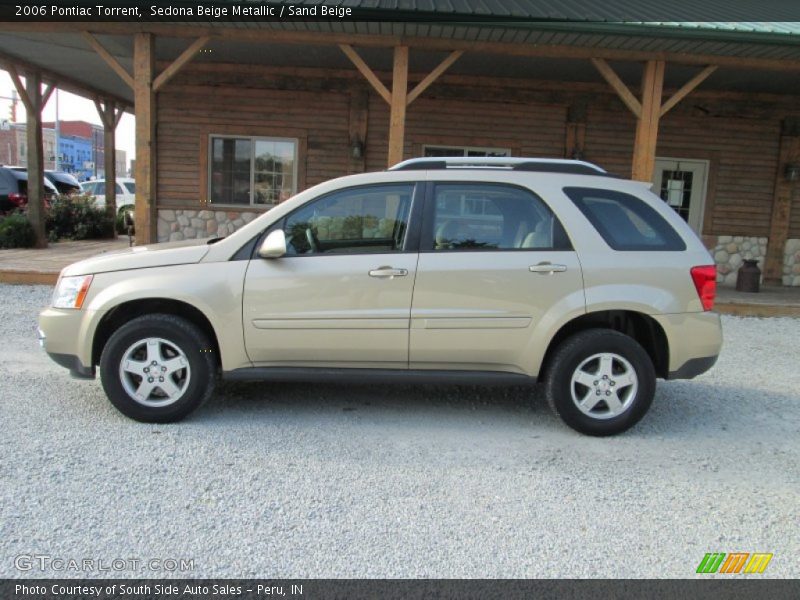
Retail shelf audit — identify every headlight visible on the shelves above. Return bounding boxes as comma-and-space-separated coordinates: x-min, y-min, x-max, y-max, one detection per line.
52, 275, 93, 309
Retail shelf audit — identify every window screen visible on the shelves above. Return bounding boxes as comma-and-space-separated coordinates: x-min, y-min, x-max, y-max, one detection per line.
564, 187, 686, 251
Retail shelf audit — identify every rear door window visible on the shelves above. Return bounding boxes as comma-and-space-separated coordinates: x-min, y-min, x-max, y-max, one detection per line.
427, 183, 571, 251
564, 187, 686, 251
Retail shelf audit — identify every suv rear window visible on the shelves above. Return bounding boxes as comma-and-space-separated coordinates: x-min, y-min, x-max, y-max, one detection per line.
563, 187, 686, 251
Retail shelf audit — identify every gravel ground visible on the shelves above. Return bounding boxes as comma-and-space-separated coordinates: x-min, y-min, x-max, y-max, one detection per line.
0, 283, 798, 579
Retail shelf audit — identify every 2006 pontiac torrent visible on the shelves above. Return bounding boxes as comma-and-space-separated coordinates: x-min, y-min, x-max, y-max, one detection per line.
39, 157, 722, 436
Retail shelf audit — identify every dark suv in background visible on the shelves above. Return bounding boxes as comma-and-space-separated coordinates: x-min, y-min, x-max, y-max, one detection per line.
0, 166, 58, 213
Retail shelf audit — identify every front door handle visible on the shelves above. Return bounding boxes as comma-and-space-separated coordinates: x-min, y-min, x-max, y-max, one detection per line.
369, 266, 408, 278
529, 262, 567, 274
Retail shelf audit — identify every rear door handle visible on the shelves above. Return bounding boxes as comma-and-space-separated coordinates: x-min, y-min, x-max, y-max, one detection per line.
369, 266, 408, 278
529, 262, 567, 274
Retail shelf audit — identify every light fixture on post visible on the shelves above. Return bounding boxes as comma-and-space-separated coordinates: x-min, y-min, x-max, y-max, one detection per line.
350, 137, 364, 160
784, 163, 800, 182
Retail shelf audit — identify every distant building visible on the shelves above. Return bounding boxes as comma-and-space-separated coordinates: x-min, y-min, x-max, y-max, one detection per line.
43, 120, 104, 178
115, 149, 127, 177
57, 134, 93, 180
0, 123, 56, 170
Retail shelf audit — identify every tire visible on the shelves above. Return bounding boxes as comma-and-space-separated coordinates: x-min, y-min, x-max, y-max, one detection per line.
544, 329, 656, 436
99, 314, 217, 423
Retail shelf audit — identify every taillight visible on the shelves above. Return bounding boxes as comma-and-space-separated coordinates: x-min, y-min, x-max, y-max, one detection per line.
690, 265, 717, 311
8, 192, 26, 207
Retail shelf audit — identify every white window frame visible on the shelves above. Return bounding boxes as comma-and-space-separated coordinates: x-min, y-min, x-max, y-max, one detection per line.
207, 134, 299, 207
423, 144, 511, 157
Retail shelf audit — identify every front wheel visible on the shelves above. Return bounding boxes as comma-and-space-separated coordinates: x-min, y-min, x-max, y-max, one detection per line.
544, 329, 656, 436
99, 314, 217, 422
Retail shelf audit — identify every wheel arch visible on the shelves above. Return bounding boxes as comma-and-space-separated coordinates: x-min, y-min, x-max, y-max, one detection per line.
92, 298, 221, 368
540, 310, 670, 380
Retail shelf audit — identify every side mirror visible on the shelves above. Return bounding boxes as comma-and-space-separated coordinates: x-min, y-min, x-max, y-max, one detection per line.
258, 229, 287, 259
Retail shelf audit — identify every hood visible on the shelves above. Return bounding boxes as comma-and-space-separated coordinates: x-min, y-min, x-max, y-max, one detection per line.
61, 238, 212, 277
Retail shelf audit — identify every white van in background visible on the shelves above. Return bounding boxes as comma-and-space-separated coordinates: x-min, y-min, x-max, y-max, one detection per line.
83, 178, 136, 208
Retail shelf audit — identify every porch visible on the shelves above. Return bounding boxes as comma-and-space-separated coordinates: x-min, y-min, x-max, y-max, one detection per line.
1, 9, 800, 285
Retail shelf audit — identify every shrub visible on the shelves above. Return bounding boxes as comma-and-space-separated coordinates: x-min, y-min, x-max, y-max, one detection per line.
0, 212, 36, 248
46, 195, 115, 241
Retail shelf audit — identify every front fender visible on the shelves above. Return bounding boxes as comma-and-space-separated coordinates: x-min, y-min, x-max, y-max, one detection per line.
81, 261, 250, 371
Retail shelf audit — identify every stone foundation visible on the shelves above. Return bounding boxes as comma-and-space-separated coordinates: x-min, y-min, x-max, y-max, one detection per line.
784, 239, 800, 287
707, 235, 767, 287
157, 209, 262, 242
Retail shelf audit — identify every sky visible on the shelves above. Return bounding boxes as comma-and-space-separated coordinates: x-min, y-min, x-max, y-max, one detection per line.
0, 69, 135, 170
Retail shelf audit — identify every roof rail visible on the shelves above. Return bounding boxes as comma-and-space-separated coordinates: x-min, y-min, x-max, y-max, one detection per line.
388, 156, 613, 176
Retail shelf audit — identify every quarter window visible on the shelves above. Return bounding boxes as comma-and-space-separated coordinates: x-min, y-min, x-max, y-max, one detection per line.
430, 184, 570, 251
209, 136, 297, 206
283, 184, 413, 255
564, 187, 686, 251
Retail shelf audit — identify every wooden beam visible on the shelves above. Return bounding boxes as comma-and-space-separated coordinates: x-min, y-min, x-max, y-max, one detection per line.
764, 131, 800, 283
24, 71, 47, 248
591, 58, 642, 117
113, 106, 124, 128
103, 101, 117, 218
6, 22, 800, 72
93, 98, 111, 128
631, 60, 665, 182
39, 84, 54, 109
338, 44, 391, 104
134, 33, 157, 245
387, 46, 409, 167
660, 65, 718, 117
153, 36, 211, 92
82, 31, 135, 89
406, 50, 463, 106
7, 65, 32, 111
0, 48, 132, 110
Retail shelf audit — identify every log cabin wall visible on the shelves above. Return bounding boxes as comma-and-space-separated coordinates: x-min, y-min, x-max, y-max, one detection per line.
153, 62, 800, 285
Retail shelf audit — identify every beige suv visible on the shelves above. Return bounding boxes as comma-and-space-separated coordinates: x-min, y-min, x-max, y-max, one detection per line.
38, 158, 722, 436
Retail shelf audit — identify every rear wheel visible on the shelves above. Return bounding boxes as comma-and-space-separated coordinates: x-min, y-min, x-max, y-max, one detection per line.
545, 329, 655, 436
99, 314, 217, 422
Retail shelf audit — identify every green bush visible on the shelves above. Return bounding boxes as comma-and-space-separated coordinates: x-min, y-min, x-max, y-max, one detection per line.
46, 195, 115, 241
0, 212, 36, 248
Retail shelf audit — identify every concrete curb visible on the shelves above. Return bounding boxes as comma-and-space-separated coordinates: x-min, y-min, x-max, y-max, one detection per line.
0, 270, 58, 285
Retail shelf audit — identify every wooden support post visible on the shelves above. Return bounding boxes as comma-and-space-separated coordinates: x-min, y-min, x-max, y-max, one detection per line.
631, 60, 665, 182
764, 121, 800, 283
387, 46, 408, 167
95, 98, 120, 221
134, 33, 157, 245
9, 67, 48, 248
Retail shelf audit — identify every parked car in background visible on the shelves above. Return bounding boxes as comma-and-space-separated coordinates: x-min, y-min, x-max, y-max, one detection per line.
82, 178, 135, 208
0, 166, 58, 213
8, 167, 83, 196
38, 157, 722, 436
44, 171, 83, 196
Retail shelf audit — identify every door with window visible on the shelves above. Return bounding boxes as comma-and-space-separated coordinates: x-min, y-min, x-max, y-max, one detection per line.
409, 183, 584, 372
653, 158, 709, 234
243, 183, 420, 366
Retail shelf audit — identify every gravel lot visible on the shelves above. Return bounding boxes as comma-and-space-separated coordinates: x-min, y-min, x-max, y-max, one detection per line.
0, 283, 798, 579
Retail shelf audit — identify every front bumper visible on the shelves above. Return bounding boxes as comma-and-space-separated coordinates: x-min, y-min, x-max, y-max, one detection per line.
38, 307, 98, 379
46, 351, 96, 379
